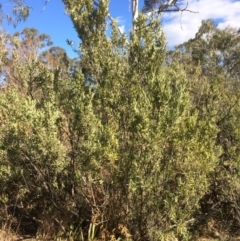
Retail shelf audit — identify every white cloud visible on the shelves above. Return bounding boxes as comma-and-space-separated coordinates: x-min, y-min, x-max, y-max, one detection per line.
162, 0, 240, 47
115, 16, 126, 33
116, 16, 125, 24
119, 25, 125, 33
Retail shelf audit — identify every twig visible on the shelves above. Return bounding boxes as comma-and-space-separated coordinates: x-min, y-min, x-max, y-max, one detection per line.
145, 1, 198, 15
40, 0, 50, 13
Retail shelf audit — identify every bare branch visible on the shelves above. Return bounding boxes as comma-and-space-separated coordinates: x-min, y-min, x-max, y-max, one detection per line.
159, 1, 198, 13
145, 1, 198, 15
41, 0, 50, 12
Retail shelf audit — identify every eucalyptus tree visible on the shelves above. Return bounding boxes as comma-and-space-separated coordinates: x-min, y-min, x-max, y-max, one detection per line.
1, 27, 53, 95
0, 0, 31, 26
168, 19, 240, 237
39, 46, 73, 80
133, 0, 193, 31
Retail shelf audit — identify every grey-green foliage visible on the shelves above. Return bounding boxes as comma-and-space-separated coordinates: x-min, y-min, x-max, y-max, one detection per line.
62, 1, 220, 239
0, 87, 66, 205
168, 19, 240, 237
0, 2, 222, 241
0, 0, 31, 26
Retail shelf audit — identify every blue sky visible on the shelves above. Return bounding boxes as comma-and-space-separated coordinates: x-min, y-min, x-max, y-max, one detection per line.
2, 0, 142, 58
2, 0, 240, 58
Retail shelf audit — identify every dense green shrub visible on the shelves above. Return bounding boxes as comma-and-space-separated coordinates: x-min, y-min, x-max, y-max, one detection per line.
1, 2, 240, 240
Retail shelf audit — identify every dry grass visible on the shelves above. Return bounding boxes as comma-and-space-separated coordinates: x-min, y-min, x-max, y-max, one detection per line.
1, 230, 239, 241
0, 229, 22, 241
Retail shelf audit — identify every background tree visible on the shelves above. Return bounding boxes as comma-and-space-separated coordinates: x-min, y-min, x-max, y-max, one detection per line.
0, 27, 79, 98
1, 27, 52, 91
39, 46, 74, 79
0, 0, 31, 26
168, 19, 240, 238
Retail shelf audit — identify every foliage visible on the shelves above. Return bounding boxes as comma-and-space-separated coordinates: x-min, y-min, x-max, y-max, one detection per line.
1, 2, 240, 241
0, 0, 31, 26
169, 19, 240, 238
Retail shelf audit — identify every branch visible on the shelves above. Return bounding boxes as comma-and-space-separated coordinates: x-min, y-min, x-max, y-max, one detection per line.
40, 0, 50, 12
145, 1, 198, 15
216, 96, 240, 126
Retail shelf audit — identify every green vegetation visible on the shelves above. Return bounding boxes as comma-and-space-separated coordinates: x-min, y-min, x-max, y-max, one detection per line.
0, 1, 240, 240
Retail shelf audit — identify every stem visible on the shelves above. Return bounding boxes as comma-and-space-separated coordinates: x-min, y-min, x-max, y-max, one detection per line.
132, 0, 138, 31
